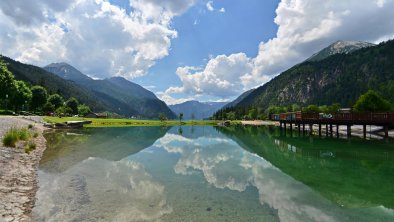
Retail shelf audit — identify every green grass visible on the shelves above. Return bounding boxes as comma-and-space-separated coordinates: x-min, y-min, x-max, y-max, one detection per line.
18, 128, 30, 141
2, 127, 19, 147
25, 141, 36, 154
44, 117, 240, 127
2, 127, 33, 147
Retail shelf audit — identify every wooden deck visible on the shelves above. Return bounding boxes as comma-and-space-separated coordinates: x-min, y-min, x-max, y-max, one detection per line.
271, 112, 394, 138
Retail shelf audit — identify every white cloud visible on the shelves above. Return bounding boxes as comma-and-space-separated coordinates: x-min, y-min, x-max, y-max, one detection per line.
167, 0, 394, 100
165, 53, 255, 99
0, 0, 196, 79
156, 91, 196, 105
206, 1, 214, 11
205, 1, 225, 13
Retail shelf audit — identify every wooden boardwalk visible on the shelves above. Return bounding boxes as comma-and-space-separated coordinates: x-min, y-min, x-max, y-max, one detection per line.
271, 112, 394, 138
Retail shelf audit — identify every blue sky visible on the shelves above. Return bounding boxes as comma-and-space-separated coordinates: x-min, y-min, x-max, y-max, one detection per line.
1, 0, 393, 104
134, 0, 279, 102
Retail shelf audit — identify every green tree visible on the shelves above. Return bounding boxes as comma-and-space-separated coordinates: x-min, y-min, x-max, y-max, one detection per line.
303, 105, 320, 112
159, 113, 167, 121
48, 94, 64, 109
353, 90, 393, 112
226, 111, 236, 120
327, 103, 341, 113
0, 59, 16, 108
30, 86, 48, 112
43, 102, 55, 113
11, 81, 32, 111
55, 106, 72, 117
247, 108, 258, 120
66, 97, 79, 115
179, 113, 184, 123
78, 104, 91, 116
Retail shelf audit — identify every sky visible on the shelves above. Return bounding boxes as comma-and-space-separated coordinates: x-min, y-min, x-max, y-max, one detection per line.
0, 0, 394, 105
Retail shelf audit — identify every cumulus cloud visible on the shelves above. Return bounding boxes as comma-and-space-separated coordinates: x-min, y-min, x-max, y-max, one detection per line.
166, 0, 394, 100
0, 0, 195, 79
169, 53, 255, 98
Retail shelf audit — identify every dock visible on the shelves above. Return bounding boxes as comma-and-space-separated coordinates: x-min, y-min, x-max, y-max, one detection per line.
271, 112, 394, 138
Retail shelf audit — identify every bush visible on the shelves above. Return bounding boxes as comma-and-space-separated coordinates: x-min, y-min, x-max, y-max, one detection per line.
25, 142, 36, 154
28, 124, 33, 129
33, 132, 39, 138
18, 128, 30, 141
2, 127, 19, 147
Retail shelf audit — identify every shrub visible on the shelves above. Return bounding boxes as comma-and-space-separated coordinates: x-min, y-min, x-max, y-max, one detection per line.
2, 127, 19, 147
18, 128, 30, 141
33, 132, 39, 138
28, 124, 33, 129
25, 142, 36, 154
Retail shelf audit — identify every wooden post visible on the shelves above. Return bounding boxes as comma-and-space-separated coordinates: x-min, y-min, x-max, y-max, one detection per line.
363, 125, 367, 139
336, 125, 339, 138
302, 124, 305, 135
309, 124, 313, 135
298, 123, 301, 135
325, 124, 328, 137
330, 124, 333, 137
347, 125, 351, 138
289, 123, 292, 131
318, 124, 322, 137
384, 125, 389, 138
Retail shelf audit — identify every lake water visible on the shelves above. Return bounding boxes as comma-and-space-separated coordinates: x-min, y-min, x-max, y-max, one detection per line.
32, 126, 394, 222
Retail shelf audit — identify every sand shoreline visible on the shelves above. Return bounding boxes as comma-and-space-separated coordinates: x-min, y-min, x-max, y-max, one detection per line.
0, 116, 47, 222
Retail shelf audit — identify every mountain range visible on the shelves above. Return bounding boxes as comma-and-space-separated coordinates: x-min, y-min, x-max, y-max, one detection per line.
43, 63, 175, 119
169, 100, 227, 120
2, 56, 175, 119
224, 39, 394, 112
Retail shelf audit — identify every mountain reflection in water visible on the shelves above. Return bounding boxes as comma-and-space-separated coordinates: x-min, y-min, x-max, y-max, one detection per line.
33, 126, 394, 222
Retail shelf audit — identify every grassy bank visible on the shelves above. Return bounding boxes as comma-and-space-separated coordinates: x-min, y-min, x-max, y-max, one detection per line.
44, 117, 240, 127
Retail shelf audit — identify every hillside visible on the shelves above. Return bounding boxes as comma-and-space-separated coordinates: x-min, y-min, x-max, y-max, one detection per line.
169, 100, 227, 120
232, 39, 394, 110
1, 56, 108, 111
223, 89, 254, 108
43, 63, 175, 119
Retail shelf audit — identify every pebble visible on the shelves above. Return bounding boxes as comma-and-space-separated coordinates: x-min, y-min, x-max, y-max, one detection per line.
0, 116, 46, 222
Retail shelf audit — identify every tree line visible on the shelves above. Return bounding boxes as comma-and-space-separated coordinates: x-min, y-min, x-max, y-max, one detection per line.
212, 90, 393, 120
0, 59, 91, 116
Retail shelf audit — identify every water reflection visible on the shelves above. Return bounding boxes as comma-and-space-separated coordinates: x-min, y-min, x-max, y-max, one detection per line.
217, 126, 394, 209
33, 126, 394, 222
34, 158, 172, 221
41, 127, 169, 172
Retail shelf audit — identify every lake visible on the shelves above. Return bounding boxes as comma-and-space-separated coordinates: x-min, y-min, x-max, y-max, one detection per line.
32, 126, 394, 222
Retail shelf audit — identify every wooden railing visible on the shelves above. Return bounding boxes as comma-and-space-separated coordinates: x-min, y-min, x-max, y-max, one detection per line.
272, 112, 394, 124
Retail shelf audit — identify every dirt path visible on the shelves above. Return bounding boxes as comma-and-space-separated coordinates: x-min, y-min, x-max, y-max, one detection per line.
0, 116, 46, 222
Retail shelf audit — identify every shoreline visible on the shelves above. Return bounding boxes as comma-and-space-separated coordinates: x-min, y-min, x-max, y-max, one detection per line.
0, 116, 47, 222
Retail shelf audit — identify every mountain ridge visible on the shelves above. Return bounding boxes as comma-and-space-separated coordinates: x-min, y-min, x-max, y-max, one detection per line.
43, 62, 175, 119
216, 39, 394, 118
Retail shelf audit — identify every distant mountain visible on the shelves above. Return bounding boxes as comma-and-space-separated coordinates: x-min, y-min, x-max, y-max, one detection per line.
224, 39, 394, 112
43, 63, 175, 119
169, 100, 227, 120
306, 40, 375, 62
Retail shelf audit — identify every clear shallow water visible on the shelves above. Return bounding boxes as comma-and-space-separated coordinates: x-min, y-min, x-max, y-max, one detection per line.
33, 126, 394, 222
